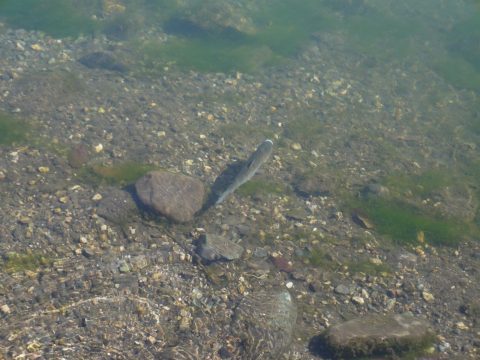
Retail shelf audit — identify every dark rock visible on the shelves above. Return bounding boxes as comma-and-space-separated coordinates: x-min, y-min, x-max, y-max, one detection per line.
294, 172, 330, 197
271, 255, 294, 273
135, 170, 205, 222
196, 234, 244, 262
232, 288, 297, 359
78, 51, 128, 72
68, 143, 90, 168
97, 187, 137, 224
320, 313, 435, 358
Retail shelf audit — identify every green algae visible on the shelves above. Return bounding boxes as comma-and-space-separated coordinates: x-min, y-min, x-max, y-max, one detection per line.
306, 248, 337, 270
78, 162, 158, 186
136, 37, 278, 73
236, 179, 286, 198
0, 0, 99, 38
383, 169, 455, 198
347, 259, 392, 276
1, 251, 52, 274
433, 56, 480, 92
348, 197, 466, 247
0, 112, 29, 145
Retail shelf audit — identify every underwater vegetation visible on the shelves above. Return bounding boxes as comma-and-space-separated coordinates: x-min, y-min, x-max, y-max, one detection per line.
347, 259, 392, 276
236, 178, 286, 198
342, 168, 480, 247
347, 197, 466, 247
0, 0, 99, 37
0, 112, 29, 145
433, 56, 480, 92
77, 162, 158, 187
1, 251, 52, 273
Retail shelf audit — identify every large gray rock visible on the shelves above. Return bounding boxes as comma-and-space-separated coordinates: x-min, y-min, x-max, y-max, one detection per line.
233, 288, 297, 359
322, 313, 435, 358
135, 170, 205, 222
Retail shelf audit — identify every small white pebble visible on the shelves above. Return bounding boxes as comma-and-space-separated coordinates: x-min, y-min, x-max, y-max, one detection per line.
291, 142, 302, 151
94, 144, 103, 153
285, 281, 294, 289
1, 304, 11, 315
92, 193, 102, 201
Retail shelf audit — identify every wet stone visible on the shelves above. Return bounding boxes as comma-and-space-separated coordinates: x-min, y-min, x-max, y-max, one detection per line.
135, 170, 205, 223
320, 313, 434, 358
232, 288, 297, 359
334, 284, 352, 295
96, 187, 137, 224
293, 172, 330, 197
78, 51, 128, 72
67, 143, 89, 168
196, 233, 244, 262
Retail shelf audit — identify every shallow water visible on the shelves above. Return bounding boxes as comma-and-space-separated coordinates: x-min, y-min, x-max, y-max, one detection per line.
0, 0, 480, 359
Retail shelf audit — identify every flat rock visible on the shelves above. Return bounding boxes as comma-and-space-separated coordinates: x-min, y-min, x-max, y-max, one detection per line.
232, 288, 297, 359
294, 172, 331, 197
196, 233, 244, 262
78, 51, 128, 72
97, 187, 137, 224
321, 313, 434, 358
135, 170, 205, 223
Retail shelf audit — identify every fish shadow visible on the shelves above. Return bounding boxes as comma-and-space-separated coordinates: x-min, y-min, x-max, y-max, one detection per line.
200, 160, 245, 212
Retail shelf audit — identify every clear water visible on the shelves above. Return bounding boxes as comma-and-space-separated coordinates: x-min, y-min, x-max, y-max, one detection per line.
0, 0, 480, 357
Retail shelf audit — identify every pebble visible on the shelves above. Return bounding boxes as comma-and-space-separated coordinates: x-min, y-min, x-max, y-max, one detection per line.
118, 261, 130, 273
291, 142, 302, 151
334, 284, 351, 295
94, 144, 103, 153
92, 193, 102, 201
1, 304, 11, 315
38, 166, 50, 173
352, 296, 365, 305
30, 43, 43, 51
422, 290, 434, 302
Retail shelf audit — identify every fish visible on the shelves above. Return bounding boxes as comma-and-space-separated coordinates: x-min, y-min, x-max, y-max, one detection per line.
215, 139, 273, 205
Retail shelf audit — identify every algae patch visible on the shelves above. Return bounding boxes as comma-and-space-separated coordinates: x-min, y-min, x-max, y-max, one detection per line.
1, 251, 52, 274
236, 179, 286, 198
78, 162, 158, 186
0, 112, 30, 146
348, 197, 466, 247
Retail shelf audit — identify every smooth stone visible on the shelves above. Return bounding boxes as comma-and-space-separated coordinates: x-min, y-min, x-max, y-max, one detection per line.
233, 288, 297, 358
320, 313, 434, 358
78, 51, 128, 72
135, 170, 205, 223
334, 284, 352, 295
196, 233, 244, 262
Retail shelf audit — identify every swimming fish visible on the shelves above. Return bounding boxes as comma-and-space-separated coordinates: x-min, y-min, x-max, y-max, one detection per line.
215, 139, 273, 205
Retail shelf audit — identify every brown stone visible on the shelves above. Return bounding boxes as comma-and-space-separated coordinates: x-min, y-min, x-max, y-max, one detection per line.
135, 170, 205, 222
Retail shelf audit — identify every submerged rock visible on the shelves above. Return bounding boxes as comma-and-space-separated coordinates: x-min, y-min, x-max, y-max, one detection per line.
320, 313, 434, 358
96, 187, 137, 224
293, 172, 331, 197
196, 233, 244, 262
135, 170, 205, 222
232, 288, 297, 359
78, 51, 128, 72
68, 143, 90, 168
